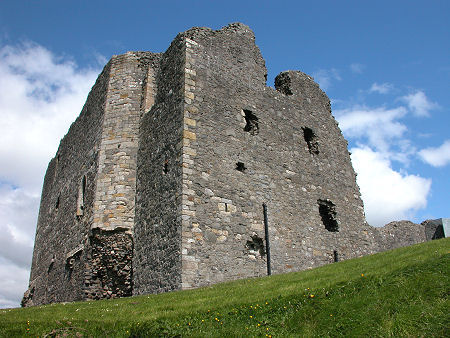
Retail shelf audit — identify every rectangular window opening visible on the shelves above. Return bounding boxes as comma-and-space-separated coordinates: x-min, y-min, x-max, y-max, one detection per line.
76, 176, 86, 216
318, 199, 339, 232
333, 250, 339, 262
243, 109, 259, 135
302, 127, 319, 155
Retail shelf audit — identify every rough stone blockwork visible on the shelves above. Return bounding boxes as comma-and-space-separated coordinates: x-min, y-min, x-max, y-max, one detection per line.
23, 23, 442, 307
133, 36, 185, 295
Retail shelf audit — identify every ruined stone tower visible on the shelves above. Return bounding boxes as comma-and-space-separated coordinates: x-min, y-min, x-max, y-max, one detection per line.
23, 23, 374, 306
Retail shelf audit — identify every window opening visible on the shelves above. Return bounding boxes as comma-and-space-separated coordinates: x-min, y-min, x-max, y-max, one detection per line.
55, 195, 60, 211
317, 199, 339, 232
225, 203, 228, 212
302, 127, 319, 155
163, 159, 169, 174
76, 176, 86, 216
236, 162, 247, 172
243, 109, 259, 135
48, 255, 55, 273
333, 250, 339, 262
246, 235, 266, 256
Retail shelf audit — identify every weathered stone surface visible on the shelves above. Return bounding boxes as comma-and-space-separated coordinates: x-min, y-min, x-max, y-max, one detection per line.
23, 23, 441, 307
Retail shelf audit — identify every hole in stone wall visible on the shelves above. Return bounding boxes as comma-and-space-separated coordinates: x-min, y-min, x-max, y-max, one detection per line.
243, 109, 259, 135
225, 203, 228, 212
77, 176, 87, 217
274, 73, 293, 96
302, 127, 319, 155
65, 250, 82, 280
246, 234, 265, 256
82, 176, 86, 198
163, 160, 168, 175
117, 144, 121, 148
333, 250, 339, 262
55, 195, 60, 211
236, 162, 247, 172
65, 258, 75, 279
317, 199, 339, 232
48, 255, 55, 273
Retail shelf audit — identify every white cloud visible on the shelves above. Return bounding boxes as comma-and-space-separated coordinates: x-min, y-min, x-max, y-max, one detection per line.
369, 82, 394, 94
0, 42, 99, 192
0, 185, 38, 268
419, 140, 450, 167
335, 103, 433, 226
350, 63, 365, 74
312, 68, 341, 90
399, 90, 439, 117
335, 106, 408, 155
351, 147, 431, 227
0, 257, 30, 309
0, 42, 100, 308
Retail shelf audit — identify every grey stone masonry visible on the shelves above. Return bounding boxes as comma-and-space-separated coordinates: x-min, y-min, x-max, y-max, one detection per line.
23, 23, 439, 307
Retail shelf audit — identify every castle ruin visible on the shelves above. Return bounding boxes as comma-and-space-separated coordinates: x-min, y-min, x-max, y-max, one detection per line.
22, 23, 441, 307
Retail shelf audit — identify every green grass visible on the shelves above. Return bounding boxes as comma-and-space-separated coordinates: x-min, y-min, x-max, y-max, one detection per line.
1, 238, 448, 337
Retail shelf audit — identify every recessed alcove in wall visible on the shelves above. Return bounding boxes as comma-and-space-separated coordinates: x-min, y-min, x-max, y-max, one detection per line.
317, 199, 339, 232
302, 127, 319, 155
242, 109, 259, 135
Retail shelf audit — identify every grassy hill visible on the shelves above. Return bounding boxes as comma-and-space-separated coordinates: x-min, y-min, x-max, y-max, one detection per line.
1, 238, 448, 337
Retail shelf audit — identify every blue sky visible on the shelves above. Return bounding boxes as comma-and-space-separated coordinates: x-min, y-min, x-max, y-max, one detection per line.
0, 0, 448, 308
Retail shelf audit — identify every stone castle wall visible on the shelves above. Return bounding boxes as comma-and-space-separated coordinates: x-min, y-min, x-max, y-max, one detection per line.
84, 52, 156, 300
24, 23, 440, 307
133, 37, 185, 295
24, 61, 111, 306
178, 24, 370, 289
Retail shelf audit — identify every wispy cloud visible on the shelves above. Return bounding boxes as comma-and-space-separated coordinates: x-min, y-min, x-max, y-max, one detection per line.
350, 63, 365, 74
0, 41, 99, 308
312, 68, 341, 90
369, 82, 394, 94
419, 140, 450, 167
399, 90, 439, 117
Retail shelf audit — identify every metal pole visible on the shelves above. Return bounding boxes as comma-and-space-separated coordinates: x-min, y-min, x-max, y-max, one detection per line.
263, 203, 271, 276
